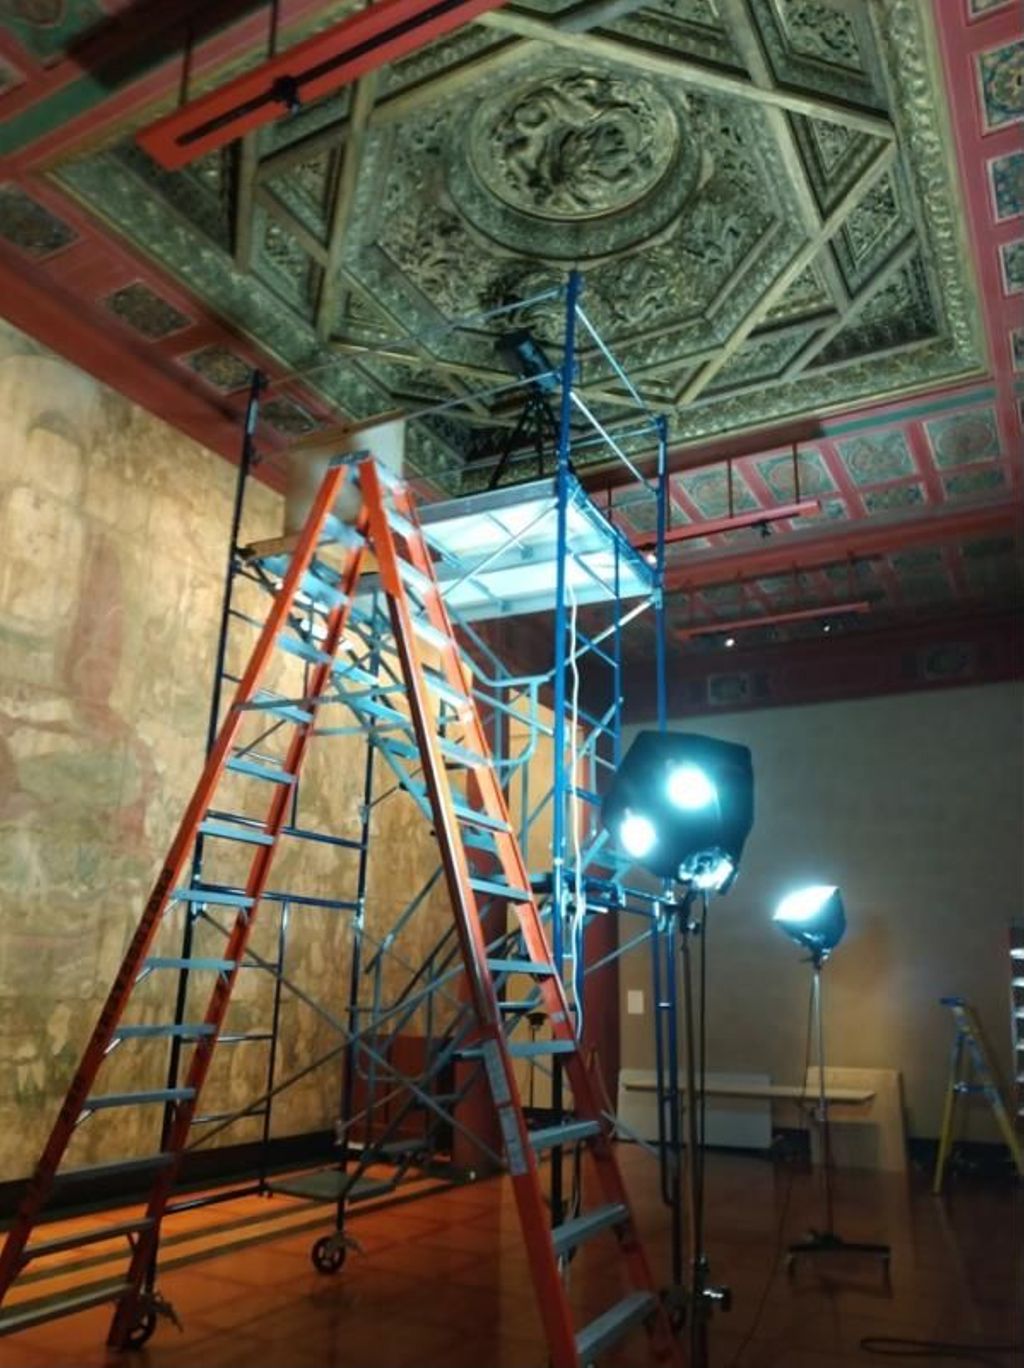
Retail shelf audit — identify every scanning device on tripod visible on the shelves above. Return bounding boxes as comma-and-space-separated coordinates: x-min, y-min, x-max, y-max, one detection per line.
488, 329, 560, 490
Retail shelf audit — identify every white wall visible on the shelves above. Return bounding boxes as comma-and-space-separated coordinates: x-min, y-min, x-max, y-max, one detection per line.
619, 681, 1024, 1139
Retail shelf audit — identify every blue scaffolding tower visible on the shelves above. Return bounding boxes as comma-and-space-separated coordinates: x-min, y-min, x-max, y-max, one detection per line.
153, 270, 671, 1266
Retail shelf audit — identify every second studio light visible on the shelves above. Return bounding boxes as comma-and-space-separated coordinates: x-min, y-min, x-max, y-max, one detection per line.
773, 884, 846, 958
601, 731, 754, 891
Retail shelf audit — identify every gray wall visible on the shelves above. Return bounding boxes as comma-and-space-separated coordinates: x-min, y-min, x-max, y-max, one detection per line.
618, 681, 1024, 1139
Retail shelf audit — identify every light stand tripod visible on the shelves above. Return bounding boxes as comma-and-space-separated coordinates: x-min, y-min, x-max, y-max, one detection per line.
787, 948, 890, 1273
652, 888, 730, 1367
487, 384, 560, 490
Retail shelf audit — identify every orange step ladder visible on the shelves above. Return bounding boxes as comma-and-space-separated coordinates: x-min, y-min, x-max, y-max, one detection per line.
0, 454, 683, 1368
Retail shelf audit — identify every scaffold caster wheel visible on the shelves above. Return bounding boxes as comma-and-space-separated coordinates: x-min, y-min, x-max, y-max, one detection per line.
124, 1309, 157, 1349
311, 1235, 347, 1275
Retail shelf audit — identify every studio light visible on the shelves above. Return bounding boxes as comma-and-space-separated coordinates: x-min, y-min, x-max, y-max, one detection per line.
771, 883, 890, 1272
667, 764, 717, 811
773, 884, 846, 958
601, 730, 753, 889
619, 810, 657, 859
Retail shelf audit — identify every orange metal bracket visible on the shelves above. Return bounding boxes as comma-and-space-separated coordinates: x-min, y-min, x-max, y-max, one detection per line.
138, 0, 509, 170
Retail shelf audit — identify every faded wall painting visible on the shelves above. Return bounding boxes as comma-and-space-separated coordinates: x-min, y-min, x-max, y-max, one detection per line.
0, 318, 454, 1180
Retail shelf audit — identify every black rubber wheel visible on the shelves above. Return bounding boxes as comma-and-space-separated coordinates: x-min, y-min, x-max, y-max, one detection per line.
311, 1235, 346, 1275
124, 1310, 157, 1350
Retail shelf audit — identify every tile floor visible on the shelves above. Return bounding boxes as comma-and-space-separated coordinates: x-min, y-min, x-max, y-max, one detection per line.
0, 1147, 1019, 1367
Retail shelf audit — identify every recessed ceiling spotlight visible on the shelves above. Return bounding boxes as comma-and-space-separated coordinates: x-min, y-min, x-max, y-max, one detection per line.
724, 636, 736, 648
822, 622, 832, 634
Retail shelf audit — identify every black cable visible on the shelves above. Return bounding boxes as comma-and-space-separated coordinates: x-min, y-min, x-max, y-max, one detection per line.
726, 977, 816, 1368
860, 1336, 1020, 1367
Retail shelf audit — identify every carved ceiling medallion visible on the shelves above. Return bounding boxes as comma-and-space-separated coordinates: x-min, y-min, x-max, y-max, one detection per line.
466, 68, 682, 221
445, 62, 699, 262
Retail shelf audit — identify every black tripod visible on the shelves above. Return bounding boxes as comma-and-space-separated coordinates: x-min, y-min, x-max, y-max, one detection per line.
487, 385, 560, 490
787, 949, 890, 1274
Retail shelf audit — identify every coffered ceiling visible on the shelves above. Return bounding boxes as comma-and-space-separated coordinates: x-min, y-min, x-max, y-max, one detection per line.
0, 0, 1021, 709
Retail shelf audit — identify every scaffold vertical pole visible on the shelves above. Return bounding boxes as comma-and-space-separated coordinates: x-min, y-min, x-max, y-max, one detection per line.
551, 269, 582, 1228
161, 366, 266, 1180
655, 414, 669, 732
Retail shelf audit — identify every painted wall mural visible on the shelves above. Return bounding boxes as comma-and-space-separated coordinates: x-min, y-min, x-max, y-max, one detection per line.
0, 317, 454, 1180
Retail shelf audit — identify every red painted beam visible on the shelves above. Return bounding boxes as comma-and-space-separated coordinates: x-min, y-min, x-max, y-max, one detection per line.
676, 600, 870, 639
138, 0, 508, 169
637, 499, 820, 550
663, 501, 1022, 593
581, 418, 827, 492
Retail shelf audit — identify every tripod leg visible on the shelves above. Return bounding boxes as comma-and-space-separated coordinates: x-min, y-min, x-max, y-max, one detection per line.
488, 401, 532, 491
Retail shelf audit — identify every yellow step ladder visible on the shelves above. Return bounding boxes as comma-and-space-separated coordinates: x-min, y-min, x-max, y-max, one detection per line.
932, 996, 1024, 1194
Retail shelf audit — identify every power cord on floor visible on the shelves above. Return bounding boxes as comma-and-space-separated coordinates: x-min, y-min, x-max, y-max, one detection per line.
725, 977, 816, 1367
859, 1337, 1021, 1367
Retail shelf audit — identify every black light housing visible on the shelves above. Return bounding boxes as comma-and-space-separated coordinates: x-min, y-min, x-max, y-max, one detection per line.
601, 731, 754, 891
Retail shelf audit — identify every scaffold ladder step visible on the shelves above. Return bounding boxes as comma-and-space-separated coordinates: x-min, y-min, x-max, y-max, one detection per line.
575, 1291, 657, 1362
486, 957, 556, 977
409, 615, 455, 655
83, 1088, 195, 1112
0, 1280, 133, 1336
344, 695, 411, 728
173, 886, 255, 909
112, 1024, 215, 1041
239, 691, 314, 725
321, 515, 365, 551
198, 818, 273, 845
551, 1203, 628, 1256
394, 556, 434, 600
452, 799, 509, 833
24, 1218, 155, 1263
297, 570, 345, 611
439, 737, 486, 769
462, 828, 498, 853
52, 1154, 175, 1188
278, 634, 331, 667
384, 505, 418, 541
460, 1041, 576, 1060
529, 1120, 601, 1151
332, 658, 378, 688
423, 668, 469, 710
142, 956, 237, 973
470, 876, 532, 903
225, 756, 296, 785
